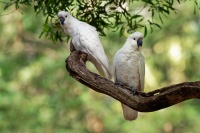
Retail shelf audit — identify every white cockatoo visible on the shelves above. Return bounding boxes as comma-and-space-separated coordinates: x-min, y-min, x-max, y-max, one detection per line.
113, 31, 145, 121
58, 11, 111, 79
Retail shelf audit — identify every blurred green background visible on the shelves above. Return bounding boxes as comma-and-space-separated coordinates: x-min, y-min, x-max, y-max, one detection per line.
0, 1, 200, 133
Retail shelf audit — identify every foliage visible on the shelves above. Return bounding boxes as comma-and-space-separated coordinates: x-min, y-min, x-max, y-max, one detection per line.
1, 0, 200, 43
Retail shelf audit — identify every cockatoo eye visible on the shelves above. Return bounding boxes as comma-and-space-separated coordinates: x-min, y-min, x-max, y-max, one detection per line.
133, 38, 135, 40
65, 15, 67, 18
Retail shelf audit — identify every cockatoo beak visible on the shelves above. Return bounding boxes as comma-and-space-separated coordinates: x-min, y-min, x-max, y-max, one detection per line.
137, 38, 143, 47
59, 17, 65, 25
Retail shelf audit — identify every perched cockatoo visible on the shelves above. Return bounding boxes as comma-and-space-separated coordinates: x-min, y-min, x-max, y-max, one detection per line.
58, 11, 111, 79
113, 31, 145, 120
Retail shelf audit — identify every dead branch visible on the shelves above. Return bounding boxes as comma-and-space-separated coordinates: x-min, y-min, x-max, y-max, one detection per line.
65, 51, 200, 112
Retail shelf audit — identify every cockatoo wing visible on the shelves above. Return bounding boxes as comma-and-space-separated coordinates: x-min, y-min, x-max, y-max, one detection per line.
139, 55, 145, 91
113, 51, 119, 82
76, 22, 111, 79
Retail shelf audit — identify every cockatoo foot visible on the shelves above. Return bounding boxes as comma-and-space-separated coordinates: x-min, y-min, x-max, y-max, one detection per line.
131, 86, 137, 95
78, 51, 88, 64
115, 81, 127, 87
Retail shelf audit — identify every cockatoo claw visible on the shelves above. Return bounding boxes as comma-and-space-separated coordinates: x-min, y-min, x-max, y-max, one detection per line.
131, 86, 137, 95
115, 81, 126, 86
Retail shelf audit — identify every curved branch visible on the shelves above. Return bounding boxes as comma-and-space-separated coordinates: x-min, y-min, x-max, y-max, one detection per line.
65, 51, 200, 112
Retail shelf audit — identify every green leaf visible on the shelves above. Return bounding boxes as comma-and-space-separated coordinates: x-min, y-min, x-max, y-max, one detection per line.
119, 25, 125, 36
159, 14, 163, 24
153, 23, 162, 29
131, 15, 142, 19
4, 3, 12, 10
39, 31, 44, 38
15, 0, 19, 9
144, 26, 147, 37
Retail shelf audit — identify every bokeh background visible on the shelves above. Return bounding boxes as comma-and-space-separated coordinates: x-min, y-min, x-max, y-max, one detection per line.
0, 1, 200, 133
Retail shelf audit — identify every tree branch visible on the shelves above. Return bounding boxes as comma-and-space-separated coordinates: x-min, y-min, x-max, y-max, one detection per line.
65, 51, 200, 112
